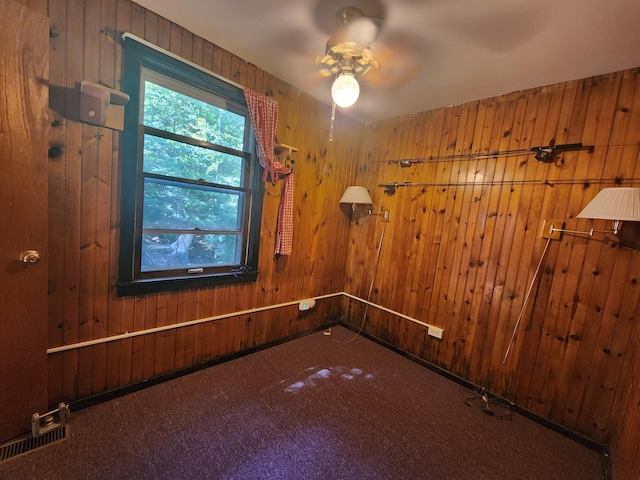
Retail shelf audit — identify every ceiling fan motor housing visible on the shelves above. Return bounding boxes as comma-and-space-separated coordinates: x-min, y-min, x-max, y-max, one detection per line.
336, 7, 365, 25
320, 7, 380, 77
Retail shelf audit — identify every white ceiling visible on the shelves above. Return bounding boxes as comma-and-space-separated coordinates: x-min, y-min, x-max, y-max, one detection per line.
133, 0, 640, 125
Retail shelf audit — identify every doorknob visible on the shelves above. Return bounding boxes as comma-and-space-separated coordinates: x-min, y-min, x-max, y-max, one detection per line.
19, 250, 41, 264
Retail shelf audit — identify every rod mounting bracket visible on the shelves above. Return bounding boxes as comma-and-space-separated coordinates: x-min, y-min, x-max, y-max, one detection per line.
541, 219, 564, 240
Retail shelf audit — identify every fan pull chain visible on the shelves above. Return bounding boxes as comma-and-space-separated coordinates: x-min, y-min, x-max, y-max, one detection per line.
329, 100, 336, 142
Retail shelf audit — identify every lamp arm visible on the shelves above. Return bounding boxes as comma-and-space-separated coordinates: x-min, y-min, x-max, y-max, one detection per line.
549, 220, 622, 237
348, 204, 391, 222
369, 210, 391, 221
549, 226, 594, 237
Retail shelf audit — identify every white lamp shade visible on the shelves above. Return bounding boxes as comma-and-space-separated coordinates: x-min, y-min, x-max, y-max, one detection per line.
577, 187, 640, 221
340, 186, 373, 206
331, 73, 360, 108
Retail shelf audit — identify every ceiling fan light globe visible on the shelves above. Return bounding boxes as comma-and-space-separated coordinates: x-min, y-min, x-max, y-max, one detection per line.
331, 73, 360, 108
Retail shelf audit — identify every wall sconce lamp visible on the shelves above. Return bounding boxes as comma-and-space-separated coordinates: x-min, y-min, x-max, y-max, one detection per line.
340, 186, 390, 221
542, 187, 640, 239
506, 186, 640, 365
338, 183, 391, 344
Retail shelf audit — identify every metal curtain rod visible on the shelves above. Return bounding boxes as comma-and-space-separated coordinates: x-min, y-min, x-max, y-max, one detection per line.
379, 177, 638, 195
121, 33, 245, 91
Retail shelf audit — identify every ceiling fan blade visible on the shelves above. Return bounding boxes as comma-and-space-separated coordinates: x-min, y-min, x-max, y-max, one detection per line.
318, 67, 338, 77
361, 47, 374, 61
316, 54, 338, 66
359, 31, 423, 89
326, 16, 382, 53
362, 58, 420, 90
353, 64, 372, 75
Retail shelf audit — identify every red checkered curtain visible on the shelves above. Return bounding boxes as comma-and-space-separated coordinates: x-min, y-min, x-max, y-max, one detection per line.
275, 172, 295, 255
244, 88, 294, 255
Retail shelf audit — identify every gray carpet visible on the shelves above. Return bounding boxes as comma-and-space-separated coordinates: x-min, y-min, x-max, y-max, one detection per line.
0, 326, 603, 479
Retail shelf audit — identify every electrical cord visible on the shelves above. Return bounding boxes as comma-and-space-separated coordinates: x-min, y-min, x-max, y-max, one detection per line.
334, 217, 388, 344
502, 237, 552, 364
461, 386, 514, 420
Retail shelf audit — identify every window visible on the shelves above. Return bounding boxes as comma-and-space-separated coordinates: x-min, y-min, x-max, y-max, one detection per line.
117, 38, 263, 296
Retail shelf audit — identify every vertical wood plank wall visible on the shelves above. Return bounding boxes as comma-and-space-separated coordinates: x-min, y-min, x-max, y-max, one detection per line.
30, 0, 361, 404
344, 71, 640, 454
11, 0, 640, 477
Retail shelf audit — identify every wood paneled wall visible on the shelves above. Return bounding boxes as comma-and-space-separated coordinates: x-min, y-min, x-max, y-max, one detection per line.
11, 0, 640, 476
344, 70, 640, 451
609, 332, 640, 479
14, 0, 362, 404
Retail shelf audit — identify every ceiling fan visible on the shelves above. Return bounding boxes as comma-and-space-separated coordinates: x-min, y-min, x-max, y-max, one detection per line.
315, 6, 383, 108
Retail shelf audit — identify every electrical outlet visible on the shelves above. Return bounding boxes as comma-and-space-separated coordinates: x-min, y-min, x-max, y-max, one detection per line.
428, 325, 444, 339
298, 299, 316, 311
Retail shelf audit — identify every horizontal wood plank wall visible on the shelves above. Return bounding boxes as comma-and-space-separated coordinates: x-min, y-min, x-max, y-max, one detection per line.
345, 69, 640, 445
39, 0, 361, 404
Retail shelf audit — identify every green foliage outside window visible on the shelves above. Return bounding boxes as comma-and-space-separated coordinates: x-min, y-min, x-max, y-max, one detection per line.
117, 38, 262, 296
140, 77, 248, 271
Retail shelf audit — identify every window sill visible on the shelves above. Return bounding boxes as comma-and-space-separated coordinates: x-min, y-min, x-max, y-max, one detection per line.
116, 270, 258, 297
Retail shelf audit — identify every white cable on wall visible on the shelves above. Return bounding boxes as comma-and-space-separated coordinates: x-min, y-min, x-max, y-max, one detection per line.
502, 238, 552, 364
334, 218, 388, 344
47, 292, 342, 354
47, 289, 443, 355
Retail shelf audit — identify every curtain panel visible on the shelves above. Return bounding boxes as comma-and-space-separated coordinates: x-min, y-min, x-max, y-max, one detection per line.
244, 88, 295, 256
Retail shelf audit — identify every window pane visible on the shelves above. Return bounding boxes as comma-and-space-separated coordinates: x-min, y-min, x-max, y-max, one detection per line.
141, 232, 241, 271
142, 180, 243, 231
143, 134, 243, 186
143, 81, 245, 150
118, 42, 263, 295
